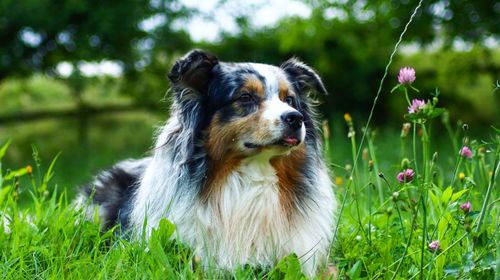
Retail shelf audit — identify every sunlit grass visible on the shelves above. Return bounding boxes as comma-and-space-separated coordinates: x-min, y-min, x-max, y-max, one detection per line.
1, 109, 498, 279
328, 76, 499, 279
1, 71, 499, 279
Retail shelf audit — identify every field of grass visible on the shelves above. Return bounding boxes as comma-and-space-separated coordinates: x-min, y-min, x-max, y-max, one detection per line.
0, 88, 499, 279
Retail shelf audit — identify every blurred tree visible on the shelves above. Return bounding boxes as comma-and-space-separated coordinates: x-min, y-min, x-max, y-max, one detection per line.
0, 0, 192, 81
206, 0, 499, 123
0, 0, 498, 123
304, 0, 500, 45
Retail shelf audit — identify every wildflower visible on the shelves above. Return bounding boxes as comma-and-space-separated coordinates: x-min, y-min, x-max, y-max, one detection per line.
392, 192, 400, 201
459, 172, 465, 182
400, 122, 411, 138
344, 113, 352, 123
362, 148, 369, 161
397, 169, 415, 183
347, 128, 355, 138
478, 147, 485, 157
322, 120, 330, 140
26, 165, 33, 175
432, 96, 438, 105
398, 67, 416, 85
408, 99, 426, 114
460, 201, 471, 213
401, 158, 410, 169
459, 146, 473, 159
355, 235, 362, 241
345, 164, 352, 173
428, 240, 441, 252
418, 127, 423, 137
335, 177, 343, 187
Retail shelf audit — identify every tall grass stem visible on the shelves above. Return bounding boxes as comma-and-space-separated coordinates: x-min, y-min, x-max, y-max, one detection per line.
391, 195, 422, 280
475, 143, 500, 232
331, 0, 424, 243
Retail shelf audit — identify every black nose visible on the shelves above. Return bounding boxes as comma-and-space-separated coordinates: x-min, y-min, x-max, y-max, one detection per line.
281, 111, 304, 131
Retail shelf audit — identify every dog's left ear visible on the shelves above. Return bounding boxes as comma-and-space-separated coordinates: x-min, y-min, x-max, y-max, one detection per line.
280, 58, 327, 95
168, 49, 219, 95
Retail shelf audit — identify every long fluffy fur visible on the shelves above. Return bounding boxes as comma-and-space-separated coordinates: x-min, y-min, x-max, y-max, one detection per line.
76, 50, 337, 276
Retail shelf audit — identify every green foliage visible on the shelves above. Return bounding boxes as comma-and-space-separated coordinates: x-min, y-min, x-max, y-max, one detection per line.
331, 72, 499, 279
0, 75, 73, 113
0, 0, 191, 79
1, 1, 499, 278
394, 48, 500, 123
0, 112, 160, 192
0, 101, 498, 279
0, 146, 312, 279
315, 0, 499, 45
203, 1, 499, 124
2, 0, 499, 122
271, 254, 307, 279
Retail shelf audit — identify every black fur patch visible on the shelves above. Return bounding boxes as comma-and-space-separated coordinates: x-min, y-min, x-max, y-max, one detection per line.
281, 58, 328, 95
83, 167, 140, 230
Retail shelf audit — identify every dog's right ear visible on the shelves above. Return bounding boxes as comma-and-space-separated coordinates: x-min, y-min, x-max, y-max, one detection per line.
168, 49, 219, 95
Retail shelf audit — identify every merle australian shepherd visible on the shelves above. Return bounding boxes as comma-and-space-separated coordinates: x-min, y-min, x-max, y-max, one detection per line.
75, 49, 337, 276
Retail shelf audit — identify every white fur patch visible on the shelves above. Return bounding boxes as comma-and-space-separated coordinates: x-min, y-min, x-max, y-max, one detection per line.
261, 96, 306, 142
130, 133, 336, 276
250, 63, 306, 145
249, 63, 281, 98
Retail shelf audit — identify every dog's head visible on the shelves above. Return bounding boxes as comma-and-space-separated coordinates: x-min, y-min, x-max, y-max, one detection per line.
168, 49, 327, 161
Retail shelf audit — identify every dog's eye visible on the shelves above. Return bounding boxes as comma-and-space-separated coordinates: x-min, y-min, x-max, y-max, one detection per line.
284, 96, 296, 107
238, 93, 254, 104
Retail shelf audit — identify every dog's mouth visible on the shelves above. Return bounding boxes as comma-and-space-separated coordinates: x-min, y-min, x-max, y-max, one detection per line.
244, 135, 301, 149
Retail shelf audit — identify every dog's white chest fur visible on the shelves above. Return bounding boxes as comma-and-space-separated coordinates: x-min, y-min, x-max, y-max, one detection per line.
193, 159, 286, 267
176, 157, 333, 275
128, 120, 336, 276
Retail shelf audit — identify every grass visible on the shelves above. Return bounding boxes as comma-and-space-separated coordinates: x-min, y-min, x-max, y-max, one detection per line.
0, 108, 498, 279
330, 119, 499, 279
1, 74, 499, 279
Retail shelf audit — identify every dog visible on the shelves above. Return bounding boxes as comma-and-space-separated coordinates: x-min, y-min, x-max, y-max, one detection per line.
75, 49, 337, 276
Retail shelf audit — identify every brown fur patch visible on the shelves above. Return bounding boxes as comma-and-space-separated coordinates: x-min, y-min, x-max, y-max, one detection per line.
203, 115, 241, 201
242, 77, 265, 97
203, 102, 302, 216
205, 110, 268, 160
202, 156, 243, 203
278, 80, 289, 101
203, 110, 269, 201
270, 145, 307, 218
205, 116, 237, 161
